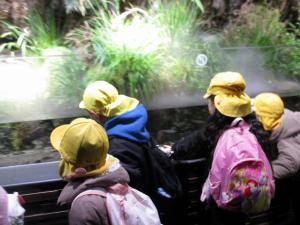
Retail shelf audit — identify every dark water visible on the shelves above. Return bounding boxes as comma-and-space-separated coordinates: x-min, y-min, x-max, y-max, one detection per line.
149, 95, 300, 142
0, 95, 299, 167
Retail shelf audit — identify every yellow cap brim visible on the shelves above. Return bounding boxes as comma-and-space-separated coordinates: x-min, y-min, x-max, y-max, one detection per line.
50, 125, 69, 152
59, 154, 118, 178
79, 101, 86, 109
203, 93, 210, 99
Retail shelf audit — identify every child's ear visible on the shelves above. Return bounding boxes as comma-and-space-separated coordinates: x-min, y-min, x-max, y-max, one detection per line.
88, 110, 108, 124
67, 167, 87, 179
88, 110, 99, 119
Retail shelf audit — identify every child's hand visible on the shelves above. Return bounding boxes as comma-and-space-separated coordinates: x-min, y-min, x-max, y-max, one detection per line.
158, 145, 174, 157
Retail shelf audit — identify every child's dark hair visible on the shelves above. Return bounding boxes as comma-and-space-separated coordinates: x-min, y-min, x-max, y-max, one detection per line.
245, 113, 275, 160
205, 110, 234, 154
245, 113, 271, 148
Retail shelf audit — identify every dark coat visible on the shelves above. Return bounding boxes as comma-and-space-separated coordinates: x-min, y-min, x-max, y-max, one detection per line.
104, 104, 183, 225
171, 126, 210, 160
109, 136, 184, 225
109, 136, 152, 194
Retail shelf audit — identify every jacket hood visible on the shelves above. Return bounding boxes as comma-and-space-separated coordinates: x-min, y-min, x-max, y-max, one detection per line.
271, 109, 300, 141
57, 164, 129, 205
104, 104, 150, 143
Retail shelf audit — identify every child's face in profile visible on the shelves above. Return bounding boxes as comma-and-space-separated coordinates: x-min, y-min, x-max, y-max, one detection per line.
88, 110, 107, 125
207, 98, 216, 115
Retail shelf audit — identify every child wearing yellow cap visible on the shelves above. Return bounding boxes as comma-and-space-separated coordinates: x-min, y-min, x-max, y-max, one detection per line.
169, 72, 274, 224
171, 72, 271, 160
50, 118, 130, 225
79, 81, 150, 190
253, 93, 300, 179
79, 81, 183, 225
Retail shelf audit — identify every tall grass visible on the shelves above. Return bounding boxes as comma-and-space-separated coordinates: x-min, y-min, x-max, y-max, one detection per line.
0, 10, 62, 55
99, 9, 167, 100
275, 9, 300, 78
155, 0, 200, 41
66, 0, 220, 101
153, 0, 220, 91
0, 22, 32, 55
28, 10, 61, 53
221, 4, 300, 78
222, 6, 284, 46
67, 7, 168, 101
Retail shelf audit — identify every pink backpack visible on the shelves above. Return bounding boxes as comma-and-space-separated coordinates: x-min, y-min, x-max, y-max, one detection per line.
72, 183, 162, 225
201, 118, 275, 214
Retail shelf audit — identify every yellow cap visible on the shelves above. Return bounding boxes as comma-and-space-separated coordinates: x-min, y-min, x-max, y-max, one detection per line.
50, 118, 116, 178
253, 93, 284, 130
204, 72, 247, 99
214, 93, 252, 117
79, 81, 139, 117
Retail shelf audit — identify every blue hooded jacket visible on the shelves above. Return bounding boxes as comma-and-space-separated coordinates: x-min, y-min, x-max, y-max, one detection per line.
104, 104, 150, 143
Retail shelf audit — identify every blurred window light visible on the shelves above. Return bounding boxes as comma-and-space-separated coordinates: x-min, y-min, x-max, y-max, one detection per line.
0, 60, 48, 102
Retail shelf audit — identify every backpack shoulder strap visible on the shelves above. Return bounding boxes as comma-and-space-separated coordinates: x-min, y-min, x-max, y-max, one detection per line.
73, 183, 129, 203
72, 189, 106, 207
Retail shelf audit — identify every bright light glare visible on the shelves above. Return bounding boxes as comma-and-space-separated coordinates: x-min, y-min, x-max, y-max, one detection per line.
0, 61, 48, 102
111, 15, 169, 54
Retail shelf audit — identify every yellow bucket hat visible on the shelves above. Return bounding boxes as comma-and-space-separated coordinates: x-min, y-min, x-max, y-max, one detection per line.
253, 93, 284, 131
204, 71, 251, 117
50, 118, 116, 178
204, 71, 247, 99
214, 93, 252, 117
79, 81, 139, 117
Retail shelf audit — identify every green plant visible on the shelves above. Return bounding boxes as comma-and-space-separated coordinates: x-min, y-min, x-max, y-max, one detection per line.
221, 4, 300, 78
155, 0, 201, 41
0, 10, 62, 55
274, 9, 300, 78
222, 5, 284, 46
154, 0, 221, 91
0, 22, 32, 55
67, 7, 167, 101
28, 10, 61, 53
66, 0, 218, 101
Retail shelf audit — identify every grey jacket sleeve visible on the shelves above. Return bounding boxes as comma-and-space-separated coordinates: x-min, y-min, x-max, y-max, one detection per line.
272, 138, 300, 179
69, 195, 109, 225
